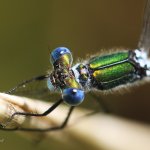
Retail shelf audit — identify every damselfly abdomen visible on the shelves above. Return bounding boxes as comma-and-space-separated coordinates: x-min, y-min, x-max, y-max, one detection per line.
0, 0, 150, 132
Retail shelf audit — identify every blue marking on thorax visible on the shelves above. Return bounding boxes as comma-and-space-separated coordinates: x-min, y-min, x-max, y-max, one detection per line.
72, 63, 91, 89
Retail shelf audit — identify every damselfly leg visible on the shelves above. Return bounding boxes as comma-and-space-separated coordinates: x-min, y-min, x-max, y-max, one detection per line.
0, 75, 75, 132
0, 105, 74, 132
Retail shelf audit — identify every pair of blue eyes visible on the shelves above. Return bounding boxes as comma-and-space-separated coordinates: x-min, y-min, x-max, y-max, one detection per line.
47, 47, 85, 106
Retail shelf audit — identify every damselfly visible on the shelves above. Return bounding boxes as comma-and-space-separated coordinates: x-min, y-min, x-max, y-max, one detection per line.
0, 0, 150, 132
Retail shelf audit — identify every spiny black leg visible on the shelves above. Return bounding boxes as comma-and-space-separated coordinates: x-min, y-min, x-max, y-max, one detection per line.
6, 74, 49, 94
19, 106, 75, 132
90, 92, 110, 113
0, 106, 74, 132
0, 99, 63, 130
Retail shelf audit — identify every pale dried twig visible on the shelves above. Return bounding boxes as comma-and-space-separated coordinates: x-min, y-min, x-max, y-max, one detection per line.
0, 92, 150, 150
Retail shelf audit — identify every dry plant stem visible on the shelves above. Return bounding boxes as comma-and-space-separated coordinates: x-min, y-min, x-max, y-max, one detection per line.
0, 93, 150, 150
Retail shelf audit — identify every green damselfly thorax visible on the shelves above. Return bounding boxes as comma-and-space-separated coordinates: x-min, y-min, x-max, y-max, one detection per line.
0, 0, 150, 132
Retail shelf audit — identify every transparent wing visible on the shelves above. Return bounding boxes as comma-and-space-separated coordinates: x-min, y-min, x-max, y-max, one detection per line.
6, 74, 61, 102
138, 0, 150, 54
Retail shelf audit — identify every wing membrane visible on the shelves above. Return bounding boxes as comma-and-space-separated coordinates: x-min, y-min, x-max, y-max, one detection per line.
6, 75, 60, 102
138, 0, 150, 54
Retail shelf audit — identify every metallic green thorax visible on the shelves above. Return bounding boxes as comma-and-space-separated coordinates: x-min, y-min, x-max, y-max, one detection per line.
88, 51, 139, 90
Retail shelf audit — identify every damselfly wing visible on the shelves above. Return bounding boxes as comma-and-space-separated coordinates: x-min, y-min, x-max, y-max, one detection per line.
138, 0, 150, 54
6, 74, 61, 102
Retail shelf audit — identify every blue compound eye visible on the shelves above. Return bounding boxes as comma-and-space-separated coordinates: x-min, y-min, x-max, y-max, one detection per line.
50, 47, 71, 64
62, 88, 84, 106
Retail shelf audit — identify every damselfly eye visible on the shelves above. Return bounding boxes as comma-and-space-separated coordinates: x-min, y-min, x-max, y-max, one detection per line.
50, 47, 73, 67
62, 88, 84, 106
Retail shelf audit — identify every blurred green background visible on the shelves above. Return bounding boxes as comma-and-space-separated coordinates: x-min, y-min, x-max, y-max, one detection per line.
0, 0, 149, 150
